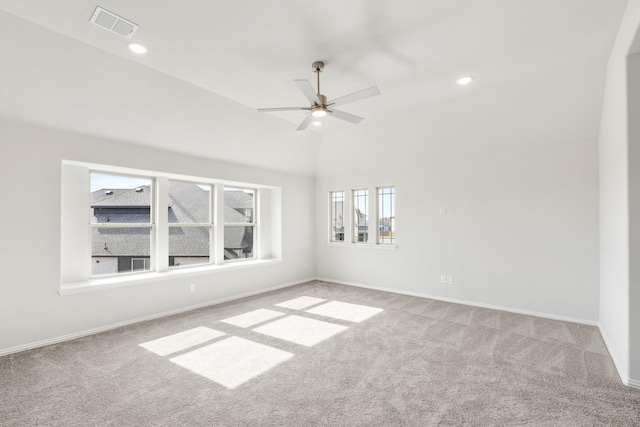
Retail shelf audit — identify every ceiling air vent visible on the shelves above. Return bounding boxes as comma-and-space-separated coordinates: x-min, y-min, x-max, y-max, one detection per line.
90, 6, 138, 39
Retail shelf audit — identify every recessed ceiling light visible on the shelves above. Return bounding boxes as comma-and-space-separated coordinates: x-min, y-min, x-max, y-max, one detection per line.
312, 121, 322, 126
456, 76, 473, 86
128, 43, 147, 54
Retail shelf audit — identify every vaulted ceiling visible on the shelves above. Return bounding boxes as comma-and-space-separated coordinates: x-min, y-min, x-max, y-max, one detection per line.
0, 1, 629, 176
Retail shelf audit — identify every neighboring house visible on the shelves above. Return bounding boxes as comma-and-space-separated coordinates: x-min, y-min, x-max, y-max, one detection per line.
91, 185, 254, 275
354, 208, 368, 242
379, 216, 395, 240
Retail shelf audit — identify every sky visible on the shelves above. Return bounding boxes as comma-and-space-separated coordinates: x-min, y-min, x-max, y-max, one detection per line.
90, 173, 152, 192
90, 173, 250, 194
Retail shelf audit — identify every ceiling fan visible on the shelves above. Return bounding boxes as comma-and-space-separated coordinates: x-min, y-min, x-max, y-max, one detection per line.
258, 61, 381, 131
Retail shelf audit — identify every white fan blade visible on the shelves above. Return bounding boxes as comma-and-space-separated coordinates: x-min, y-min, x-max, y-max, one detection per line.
329, 109, 364, 124
258, 107, 307, 112
294, 79, 321, 105
296, 114, 313, 131
328, 86, 380, 107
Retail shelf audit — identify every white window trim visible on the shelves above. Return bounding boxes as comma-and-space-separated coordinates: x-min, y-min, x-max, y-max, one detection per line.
327, 185, 396, 248
59, 259, 283, 295
325, 242, 396, 250
60, 160, 280, 294
377, 186, 396, 245
329, 190, 345, 243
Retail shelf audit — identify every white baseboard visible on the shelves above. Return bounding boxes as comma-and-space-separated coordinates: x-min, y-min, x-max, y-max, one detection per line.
598, 326, 628, 385
598, 327, 640, 389
314, 277, 598, 326
0, 278, 313, 357
627, 378, 640, 389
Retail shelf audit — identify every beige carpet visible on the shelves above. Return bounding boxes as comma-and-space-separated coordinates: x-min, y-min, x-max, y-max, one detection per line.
1, 281, 639, 426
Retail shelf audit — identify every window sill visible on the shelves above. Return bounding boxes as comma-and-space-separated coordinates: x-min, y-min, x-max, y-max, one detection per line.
59, 258, 282, 295
325, 242, 397, 250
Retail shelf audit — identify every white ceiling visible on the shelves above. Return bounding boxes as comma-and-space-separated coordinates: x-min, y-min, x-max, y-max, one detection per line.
0, 1, 630, 176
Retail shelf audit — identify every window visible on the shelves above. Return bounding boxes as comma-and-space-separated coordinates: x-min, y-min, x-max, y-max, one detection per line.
90, 173, 154, 277
378, 187, 395, 244
132, 258, 151, 271
224, 187, 256, 261
330, 191, 345, 242
328, 186, 395, 247
62, 162, 281, 290
168, 181, 212, 268
352, 189, 368, 243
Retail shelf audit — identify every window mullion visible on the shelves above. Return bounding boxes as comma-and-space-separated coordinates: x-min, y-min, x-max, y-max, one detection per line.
156, 176, 169, 272
209, 184, 215, 264
368, 187, 376, 246
214, 185, 225, 264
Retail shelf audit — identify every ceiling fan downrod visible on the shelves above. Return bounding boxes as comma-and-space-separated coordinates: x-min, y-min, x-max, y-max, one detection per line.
312, 61, 324, 98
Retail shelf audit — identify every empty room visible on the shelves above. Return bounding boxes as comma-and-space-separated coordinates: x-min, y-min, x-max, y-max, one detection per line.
2, 1, 640, 425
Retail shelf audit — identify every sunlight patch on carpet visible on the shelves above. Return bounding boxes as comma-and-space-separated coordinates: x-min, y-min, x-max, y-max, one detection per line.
275, 296, 326, 310
221, 308, 286, 328
169, 336, 293, 389
253, 315, 348, 347
139, 326, 225, 356
306, 301, 384, 323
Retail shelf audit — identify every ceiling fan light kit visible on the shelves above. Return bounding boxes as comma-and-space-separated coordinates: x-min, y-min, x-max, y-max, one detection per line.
311, 106, 327, 117
258, 60, 380, 131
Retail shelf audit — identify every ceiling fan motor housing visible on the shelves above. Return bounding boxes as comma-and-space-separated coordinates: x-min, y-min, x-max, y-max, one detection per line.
312, 61, 325, 72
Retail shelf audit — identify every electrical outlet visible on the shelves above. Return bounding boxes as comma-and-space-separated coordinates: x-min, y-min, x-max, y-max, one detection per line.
440, 275, 447, 284
303, 262, 308, 269
189, 284, 195, 293
447, 276, 453, 285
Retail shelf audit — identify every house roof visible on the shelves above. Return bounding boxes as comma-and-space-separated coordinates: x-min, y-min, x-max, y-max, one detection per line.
90, 185, 254, 257
91, 186, 151, 208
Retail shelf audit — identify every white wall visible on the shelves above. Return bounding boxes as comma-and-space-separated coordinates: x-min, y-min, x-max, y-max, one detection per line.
628, 52, 640, 384
598, 0, 640, 386
0, 118, 315, 354
316, 142, 600, 323
598, 29, 631, 384
0, 10, 322, 177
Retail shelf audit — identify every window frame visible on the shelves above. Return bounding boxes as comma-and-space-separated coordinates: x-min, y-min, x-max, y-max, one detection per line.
167, 179, 214, 270
223, 186, 258, 263
89, 171, 155, 278
377, 186, 395, 245
352, 189, 369, 244
329, 191, 345, 242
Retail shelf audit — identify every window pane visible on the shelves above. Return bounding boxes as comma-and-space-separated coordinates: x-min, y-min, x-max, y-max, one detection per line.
90, 173, 152, 224
378, 187, 395, 244
353, 190, 368, 243
224, 188, 255, 223
224, 225, 254, 260
169, 226, 210, 267
91, 227, 151, 276
330, 191, 345, 242
168, 181, 211, 224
